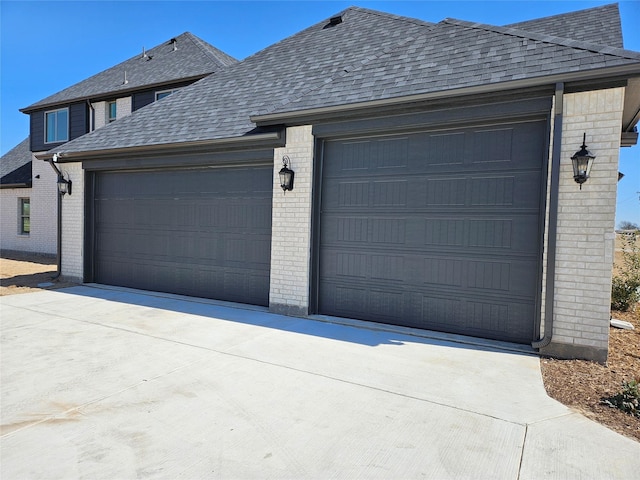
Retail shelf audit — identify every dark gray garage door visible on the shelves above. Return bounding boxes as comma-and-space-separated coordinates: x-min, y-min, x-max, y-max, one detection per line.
93, 166, 272, 306
318, 119, 546, 343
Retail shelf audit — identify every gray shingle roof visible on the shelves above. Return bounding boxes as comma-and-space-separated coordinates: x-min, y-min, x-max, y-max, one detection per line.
1, 137, 32, 186
56, 7, 433, 153
55, 5, 640, 156
505, 3, 623, 48
22, 32, 237, 112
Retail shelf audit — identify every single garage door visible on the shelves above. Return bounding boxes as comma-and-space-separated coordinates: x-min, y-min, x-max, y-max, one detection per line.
318, 119, 546, 343
93, 166, 272, 306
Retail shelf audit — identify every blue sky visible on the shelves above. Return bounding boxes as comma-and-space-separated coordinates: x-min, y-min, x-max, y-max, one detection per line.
1, 0, 639, 224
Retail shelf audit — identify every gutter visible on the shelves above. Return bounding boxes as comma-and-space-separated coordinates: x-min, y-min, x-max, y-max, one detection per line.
532, 82, 563, 349
87, 100, 95, 132
47, 154, 63, 280
0, 182, 31, 189
35, 130, 284, 162
20, 74, 211, 114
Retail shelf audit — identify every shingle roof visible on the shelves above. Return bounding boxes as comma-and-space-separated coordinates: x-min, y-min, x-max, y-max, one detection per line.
22, 32, 237, 112
55, 7, 433, 153
264, 18, 640, 116
1, 137, 32, 186
55, 5, 640, 156
505, 3, 623, 48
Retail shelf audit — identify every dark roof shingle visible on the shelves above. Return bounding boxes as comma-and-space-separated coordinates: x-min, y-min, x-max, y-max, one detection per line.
505, 3, 623, 48
54, 4, 640, 156
22, 32, 237, 112
1, 137, 32, 186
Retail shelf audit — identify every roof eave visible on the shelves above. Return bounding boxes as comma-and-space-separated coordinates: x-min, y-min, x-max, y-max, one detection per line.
251, 63, 640, 126
0, 182, 32, 189
35, 130, 285, 162
20, 73, 212, 114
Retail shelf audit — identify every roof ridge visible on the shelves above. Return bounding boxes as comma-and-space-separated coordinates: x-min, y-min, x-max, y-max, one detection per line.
505, 3, 619, 28
346, 5, 434, 28
182, 32, 238, 67
254, 7, 438, 116
442, 18, 640, 61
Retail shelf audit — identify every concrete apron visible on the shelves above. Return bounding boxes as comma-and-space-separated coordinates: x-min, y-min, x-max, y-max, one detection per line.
1, 286, 638, 479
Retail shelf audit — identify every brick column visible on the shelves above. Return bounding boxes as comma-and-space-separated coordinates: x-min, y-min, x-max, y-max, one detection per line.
60, 162, 84, 282
269, 125, 314, 316
542, 87, 625, 362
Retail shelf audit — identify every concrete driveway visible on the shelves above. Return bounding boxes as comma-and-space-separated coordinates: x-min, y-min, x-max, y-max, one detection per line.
1, 285, 639, 479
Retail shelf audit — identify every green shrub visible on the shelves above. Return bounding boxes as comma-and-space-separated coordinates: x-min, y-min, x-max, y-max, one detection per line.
601, 379, 640, 418
611, 232, 640, 312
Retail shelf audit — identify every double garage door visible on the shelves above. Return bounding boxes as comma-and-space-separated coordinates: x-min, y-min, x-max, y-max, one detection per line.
92, 166, 272, 306
317, 118, 546, 343
90, 117, 546, 343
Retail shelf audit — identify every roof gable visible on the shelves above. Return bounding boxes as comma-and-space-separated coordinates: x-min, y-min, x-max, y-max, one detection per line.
22, 32, 237, 112
505, 3, 623, 49
1, 137, 32, 186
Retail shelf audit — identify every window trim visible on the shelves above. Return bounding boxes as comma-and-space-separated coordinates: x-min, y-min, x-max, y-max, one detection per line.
107, 101, 117, 123
155, 88, 179, 101
18, 197, 30, 236
44, 107, 69, 144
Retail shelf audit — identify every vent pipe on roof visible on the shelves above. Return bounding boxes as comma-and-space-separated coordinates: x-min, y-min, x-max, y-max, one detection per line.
142, 47, 147, 59
123, 70, 128, 85
170, 38, 177, 51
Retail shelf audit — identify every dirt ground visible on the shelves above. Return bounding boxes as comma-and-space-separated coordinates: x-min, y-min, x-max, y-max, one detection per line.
1, 250, 638, 442
0, 251, 76, 296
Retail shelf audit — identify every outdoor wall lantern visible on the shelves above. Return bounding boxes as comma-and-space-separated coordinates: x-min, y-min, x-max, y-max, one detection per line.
571, 133, 596, 189
279, 155, 294, 192
57, 175, 72, 196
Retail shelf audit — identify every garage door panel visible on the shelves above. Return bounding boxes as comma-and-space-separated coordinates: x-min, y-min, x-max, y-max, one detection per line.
320, 281, 535, 342
93, 166, 272, 306
321, 248, 538, 298
322, 170, 541, 212
319, 118, 546, 343
322, 214, 539, 256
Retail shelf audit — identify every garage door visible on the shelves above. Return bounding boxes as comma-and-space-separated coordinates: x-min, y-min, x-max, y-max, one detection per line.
318, 119, 546, 343
93, 166, 272, 306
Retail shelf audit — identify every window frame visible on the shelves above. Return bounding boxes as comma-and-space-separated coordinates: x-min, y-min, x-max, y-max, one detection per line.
155, 89, 179, 101
44, 107, 69, 144
18, 198, 30, 236
107, 101, 117, 123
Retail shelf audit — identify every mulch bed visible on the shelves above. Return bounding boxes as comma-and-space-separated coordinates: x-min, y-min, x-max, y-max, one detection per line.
540, 308, 640, 442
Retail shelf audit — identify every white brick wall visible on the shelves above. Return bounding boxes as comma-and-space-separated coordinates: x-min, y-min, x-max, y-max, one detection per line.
543, 87, 625, 361
93, 101, 107, 129
0, 155, 57, 255
92, 97, 132, 130
116, 97, 132, 119
269, 125, 314, 315
60, 162, 84, 281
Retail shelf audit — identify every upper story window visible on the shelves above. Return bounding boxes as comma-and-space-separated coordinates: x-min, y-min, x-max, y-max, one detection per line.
19, 198, 30, 235
107, 101, 117, 123
156, 89, 179, 101
45, 108, 69, 143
